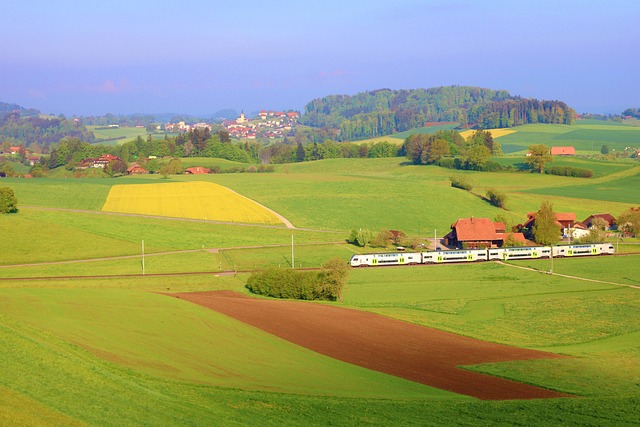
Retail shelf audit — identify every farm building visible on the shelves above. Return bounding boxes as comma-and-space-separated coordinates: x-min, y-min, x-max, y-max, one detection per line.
127, 164, 149, 175
444, 217, 527, 249
582, 213, 616, 229
185, 167, 211, 175
550, 146, 576, 156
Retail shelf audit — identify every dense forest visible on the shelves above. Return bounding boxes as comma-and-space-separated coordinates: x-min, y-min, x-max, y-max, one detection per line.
300, 86, 576, 140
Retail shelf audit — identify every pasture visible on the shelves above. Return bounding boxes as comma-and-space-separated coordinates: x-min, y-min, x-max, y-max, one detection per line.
1, 122, 639, 424
88, 126, 148, 144
496, 121, 640, 154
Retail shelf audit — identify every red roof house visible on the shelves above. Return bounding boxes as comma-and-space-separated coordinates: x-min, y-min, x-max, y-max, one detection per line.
550, 146, 576, 156
185, 166, 211, 175
444, 217, 526, 249
582, 213, 616, 229
127, 164, 148, 175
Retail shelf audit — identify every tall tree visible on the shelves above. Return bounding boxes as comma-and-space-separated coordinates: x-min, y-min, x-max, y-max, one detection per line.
526, 144, 552, 173
532, 201, 559, 245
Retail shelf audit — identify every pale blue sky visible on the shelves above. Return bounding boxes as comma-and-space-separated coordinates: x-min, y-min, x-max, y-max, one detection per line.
1, 0, 638, 116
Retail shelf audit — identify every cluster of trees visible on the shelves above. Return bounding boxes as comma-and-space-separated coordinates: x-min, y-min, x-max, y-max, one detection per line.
405, 130, 501, 171
262, 140, 400, 164
618, 207, 640, 236
245, 258, 348, 301
622, 107, 640, 119
348, 228, 422, 250
300, 86, 575, 140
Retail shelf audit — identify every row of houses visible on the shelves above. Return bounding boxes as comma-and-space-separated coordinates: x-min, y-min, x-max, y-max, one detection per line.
444, 212, 617, 249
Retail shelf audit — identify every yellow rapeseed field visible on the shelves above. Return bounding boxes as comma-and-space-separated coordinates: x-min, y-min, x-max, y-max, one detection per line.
102, 181, 283, 225
459, 128, 517, 139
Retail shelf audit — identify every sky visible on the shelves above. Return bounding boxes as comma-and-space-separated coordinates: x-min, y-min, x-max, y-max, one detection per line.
1, 0, 638, 117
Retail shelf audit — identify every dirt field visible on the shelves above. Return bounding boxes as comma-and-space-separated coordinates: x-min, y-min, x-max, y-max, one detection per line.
169, 290, 572, 400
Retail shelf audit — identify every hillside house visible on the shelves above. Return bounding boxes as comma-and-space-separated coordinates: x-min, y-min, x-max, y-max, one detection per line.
444, 217, 527, 249
582, 213, 616, 229
93, 154, 121, 168
184, 166, 211, 175
550, 146, 576, 156
127, 164, 148, 175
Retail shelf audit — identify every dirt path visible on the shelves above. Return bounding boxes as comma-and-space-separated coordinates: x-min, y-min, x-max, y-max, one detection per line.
496, 260, 640, 290
169, 290, 572, 400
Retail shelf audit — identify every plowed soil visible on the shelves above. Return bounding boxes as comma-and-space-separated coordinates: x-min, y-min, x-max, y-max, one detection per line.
169, 290, 572, 400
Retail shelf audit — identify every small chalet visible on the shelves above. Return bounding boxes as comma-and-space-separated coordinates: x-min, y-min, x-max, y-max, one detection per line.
184, 166, 211, 175
127, 164, 148, 175
582, 213, 616, 229
444, 217, 526, 249
550, 146, 576, 156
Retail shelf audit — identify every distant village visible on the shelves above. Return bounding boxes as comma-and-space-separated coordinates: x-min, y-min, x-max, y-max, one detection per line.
162, 110, 300, 140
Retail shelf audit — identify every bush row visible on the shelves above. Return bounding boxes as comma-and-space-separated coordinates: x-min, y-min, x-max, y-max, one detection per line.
245, 258, 348, 301
546, 166, 593, 178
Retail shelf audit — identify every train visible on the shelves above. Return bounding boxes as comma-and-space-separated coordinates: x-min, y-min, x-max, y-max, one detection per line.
349, 243, 615, 267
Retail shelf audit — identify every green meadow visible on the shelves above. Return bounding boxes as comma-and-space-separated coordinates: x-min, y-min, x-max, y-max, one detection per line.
1, 122, 639, 425
496, 121, 640, 154
88, 125, 148, 144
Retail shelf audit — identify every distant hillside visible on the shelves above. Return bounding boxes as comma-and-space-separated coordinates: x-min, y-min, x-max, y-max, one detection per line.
0, 102, 94, 151
300, 86, 576, 141
0, 101, 39, 117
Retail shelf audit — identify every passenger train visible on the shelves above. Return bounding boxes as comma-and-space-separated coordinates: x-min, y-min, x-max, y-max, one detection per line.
349, 243, 615, 267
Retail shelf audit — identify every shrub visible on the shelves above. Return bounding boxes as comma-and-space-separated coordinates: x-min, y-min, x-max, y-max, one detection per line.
450, 175, 473, 191
0, 187, 18, 213
486, 188, 507, 208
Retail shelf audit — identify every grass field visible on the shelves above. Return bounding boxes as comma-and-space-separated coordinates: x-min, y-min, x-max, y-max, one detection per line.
497, 121, 640, 154
88, 126, 148, 144
1, 121, 639, 424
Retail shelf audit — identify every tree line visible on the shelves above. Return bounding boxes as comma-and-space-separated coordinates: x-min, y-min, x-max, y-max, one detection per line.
300, 86, 575, 141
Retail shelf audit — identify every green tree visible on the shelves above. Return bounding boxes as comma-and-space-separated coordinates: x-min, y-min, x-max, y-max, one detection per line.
601, 145, 610, 155
349, 228, 372, 247
105, 159, 128, 177
463, 144, 491, 170
371, 229, 393, 248
0, 187, 18, 213
532, 201, 559, 245
427, 138, 450, 163
526, 144, 552, 173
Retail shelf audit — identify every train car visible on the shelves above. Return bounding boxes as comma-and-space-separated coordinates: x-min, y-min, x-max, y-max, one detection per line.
422, 249, 487, 264
552, 243, 615, 257
489, 246, 552, 261
349, 252, 422, 267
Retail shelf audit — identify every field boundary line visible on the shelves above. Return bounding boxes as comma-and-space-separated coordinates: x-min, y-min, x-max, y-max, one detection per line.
19, 205, 342, 233
496, 260, 640, 290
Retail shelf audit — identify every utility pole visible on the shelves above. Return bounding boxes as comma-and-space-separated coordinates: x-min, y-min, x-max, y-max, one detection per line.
434, 229, 437, 250
142, 240, 145, 275
291, 234, 295, 269
550, 245, 553, 274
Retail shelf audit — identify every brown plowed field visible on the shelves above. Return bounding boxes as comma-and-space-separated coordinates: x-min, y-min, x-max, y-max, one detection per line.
169, 290, 572, 400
